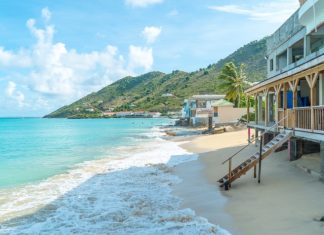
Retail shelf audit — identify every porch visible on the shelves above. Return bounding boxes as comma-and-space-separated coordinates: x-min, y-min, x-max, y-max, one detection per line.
246, 63, 324, 138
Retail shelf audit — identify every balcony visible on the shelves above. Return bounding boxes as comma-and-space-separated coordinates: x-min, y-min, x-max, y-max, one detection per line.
299, 0, 324, 34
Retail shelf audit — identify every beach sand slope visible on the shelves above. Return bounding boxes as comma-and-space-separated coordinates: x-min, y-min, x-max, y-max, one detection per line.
173, 129, 324, 235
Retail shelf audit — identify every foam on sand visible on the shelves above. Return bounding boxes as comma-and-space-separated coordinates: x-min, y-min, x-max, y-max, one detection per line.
0, 128, 231, 235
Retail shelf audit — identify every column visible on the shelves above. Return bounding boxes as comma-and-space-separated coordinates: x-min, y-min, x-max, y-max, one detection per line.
289, 138, 303, 161
310, 83, 315, 131
258, 96, 263, 124
247, 95, 250, 123
320, 142, 324, 182
287, 47, 293, 65
304, 35, 311, 57
319, 73, 324, 106
283, 84, 287, 127
265, 93, 269, 126
255, 95, 258, 124
292, 82, 298, 129
269, 93, 274, 122
275, 87, 281, 123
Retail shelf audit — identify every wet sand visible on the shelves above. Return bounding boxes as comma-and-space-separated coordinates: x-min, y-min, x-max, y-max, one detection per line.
173, 129, 324, 235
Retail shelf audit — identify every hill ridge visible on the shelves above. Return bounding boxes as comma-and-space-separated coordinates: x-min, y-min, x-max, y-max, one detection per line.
45, 38, 267, 118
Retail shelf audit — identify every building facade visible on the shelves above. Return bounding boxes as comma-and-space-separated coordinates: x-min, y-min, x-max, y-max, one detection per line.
246, 0, 324, 180
181, 95, 225, 126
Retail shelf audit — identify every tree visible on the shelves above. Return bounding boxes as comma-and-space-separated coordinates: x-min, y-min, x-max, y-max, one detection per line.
217, 62, 250, 107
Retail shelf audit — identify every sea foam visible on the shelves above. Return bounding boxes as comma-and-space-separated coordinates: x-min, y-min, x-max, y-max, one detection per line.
0, 128, 231, 235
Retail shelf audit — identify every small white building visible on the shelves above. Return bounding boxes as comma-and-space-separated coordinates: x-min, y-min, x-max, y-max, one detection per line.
211, 99, 249, 124
181, 95, 250, 126
189, 94, 225, 126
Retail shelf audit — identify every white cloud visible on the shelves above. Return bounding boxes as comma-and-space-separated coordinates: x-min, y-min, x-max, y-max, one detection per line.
0, 8, 154, 101
167, 9, 179, 17
0, 47, 31, 67
41, 7, 52, 22
142, 26, 162, 44
5, 81, 16, 96
128, 45, 153, 71
125, 0, 163, 8
5, 81, 25, 107
209, 1, 299, 23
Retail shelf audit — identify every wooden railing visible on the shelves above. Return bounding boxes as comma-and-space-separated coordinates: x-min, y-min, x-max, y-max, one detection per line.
222, 115, 288, 188
295, 107, 311, 130
286, 109, 295, 128
251, 106, 324, 132
278, 108, 285, 127
314, 106, 324, 131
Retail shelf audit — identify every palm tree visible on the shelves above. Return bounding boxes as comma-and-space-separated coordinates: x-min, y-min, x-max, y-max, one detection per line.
217, 62, 250, 107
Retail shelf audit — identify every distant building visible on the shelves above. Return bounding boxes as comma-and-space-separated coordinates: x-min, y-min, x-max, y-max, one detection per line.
162, 93, 174, 97
211, 99, 249, 124
103, 112, 116, 117
149, 112, 162, 118
181, 95, 249, 126
190, 94, 225, 126
181, 99, 196, 119
112, 111, 161, 118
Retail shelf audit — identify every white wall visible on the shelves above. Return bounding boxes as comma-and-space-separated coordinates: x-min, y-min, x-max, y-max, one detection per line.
218, 106, 248, 123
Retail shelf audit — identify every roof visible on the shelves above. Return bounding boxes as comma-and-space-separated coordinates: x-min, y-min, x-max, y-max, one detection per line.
211, 99, 234, 107
192, 94, 225, 101
245, 56, 324, 95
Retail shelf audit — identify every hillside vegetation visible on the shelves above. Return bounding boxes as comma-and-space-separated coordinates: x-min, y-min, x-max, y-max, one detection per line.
45, 38, 267, 118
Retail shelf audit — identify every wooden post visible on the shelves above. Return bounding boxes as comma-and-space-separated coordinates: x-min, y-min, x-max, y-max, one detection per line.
247, 95, 250, 123
228, 158, 232, 188
311, 86, 315, 131
283, 84, 287, 128
289, 78, 299, 129
253, 165, 257, 178
264, 90, 269, 126
258, 135, 263, 184
255, 95, 258, 125
248, 127, 251, 143
274, 83, 282, 129
306, 73, 319, 132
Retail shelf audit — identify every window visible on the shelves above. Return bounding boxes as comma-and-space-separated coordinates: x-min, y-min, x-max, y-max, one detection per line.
270, 59, 274, 71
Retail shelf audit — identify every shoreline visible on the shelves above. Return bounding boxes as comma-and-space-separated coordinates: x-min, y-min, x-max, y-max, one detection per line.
0, 123, 226, 234
172, 128, 324, 235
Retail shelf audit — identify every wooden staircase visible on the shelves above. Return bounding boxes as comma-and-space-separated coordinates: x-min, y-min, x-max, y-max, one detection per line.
218, 131, 292, 188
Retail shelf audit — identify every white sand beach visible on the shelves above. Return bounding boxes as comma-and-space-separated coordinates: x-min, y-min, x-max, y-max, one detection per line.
173, 129, 324, 235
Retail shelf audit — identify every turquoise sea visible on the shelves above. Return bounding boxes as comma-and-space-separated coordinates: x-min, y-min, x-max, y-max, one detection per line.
0, 118, 230, 235
0, 118, 171, 188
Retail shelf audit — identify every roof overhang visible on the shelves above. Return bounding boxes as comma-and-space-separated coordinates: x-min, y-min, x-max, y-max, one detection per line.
245, 55, 324, 95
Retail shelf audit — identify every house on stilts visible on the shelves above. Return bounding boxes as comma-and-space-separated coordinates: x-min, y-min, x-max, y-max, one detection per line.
218, 0, 324, 189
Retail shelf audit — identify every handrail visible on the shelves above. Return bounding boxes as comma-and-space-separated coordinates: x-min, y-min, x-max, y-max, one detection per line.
221, 115, 288, 165
313, 105, 324, 109
294, 106, 311, 110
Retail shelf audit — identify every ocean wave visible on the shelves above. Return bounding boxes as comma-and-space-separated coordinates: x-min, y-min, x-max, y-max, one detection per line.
0, 128, 230, 235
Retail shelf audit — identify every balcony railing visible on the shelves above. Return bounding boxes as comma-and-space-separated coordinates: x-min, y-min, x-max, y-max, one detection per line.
314, 106, 324, 131
295, 107, 311, 130
250, 105, 324, 133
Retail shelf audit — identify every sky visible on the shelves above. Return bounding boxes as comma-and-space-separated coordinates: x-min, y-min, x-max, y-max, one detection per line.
0, 0, 299, 117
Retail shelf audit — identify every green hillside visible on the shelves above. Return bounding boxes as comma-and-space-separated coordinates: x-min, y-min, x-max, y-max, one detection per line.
44, 38, 267, 118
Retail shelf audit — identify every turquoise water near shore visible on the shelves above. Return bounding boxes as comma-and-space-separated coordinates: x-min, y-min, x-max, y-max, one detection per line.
0, 118, 171, 188
0, 117, 230, 235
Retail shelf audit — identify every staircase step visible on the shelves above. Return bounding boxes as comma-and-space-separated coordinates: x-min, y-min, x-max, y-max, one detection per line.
218, 132, 292, 188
